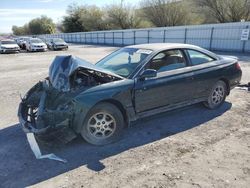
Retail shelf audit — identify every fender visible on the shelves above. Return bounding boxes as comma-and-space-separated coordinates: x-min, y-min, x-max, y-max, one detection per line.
72, 79, 135, 133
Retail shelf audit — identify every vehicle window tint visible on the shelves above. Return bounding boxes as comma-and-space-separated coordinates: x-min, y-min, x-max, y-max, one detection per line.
148, 50, 186, 72
188, 50, 214, 65
96, 48, 151, 77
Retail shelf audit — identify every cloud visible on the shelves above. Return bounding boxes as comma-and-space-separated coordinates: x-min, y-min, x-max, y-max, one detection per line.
39, 0, 53, 2
38, 0, 65, 3
0, 8, 65, 32
0, 8, 65, 19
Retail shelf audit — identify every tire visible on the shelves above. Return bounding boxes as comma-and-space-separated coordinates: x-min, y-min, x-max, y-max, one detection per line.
204, 80, 227, 109
80, 102, 125, 145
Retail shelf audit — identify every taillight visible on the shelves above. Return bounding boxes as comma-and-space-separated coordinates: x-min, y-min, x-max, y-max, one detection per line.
235, 62, 241, 70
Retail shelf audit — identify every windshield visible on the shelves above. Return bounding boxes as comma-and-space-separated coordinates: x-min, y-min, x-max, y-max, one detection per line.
31, 38, 43, 43
53, 38, 64, 43
96, 48, 152, 77
23, 37, 31, 41
1, 40, 16, 45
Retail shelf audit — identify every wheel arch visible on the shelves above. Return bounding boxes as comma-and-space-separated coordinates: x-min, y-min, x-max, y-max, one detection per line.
219, 77, 230, 95
97, 99, 129, 127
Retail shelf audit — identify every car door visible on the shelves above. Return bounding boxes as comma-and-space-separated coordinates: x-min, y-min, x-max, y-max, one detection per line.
185, 49, 219, 99
134, 49, 196, 113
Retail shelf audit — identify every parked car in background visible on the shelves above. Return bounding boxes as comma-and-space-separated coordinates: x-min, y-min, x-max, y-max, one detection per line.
26, 38, 47, 52
0, 39, 20, 53
17, 37, 32, 50
18, 43, 242, 146
43, 38, 52, 47
45, 38, 68, 50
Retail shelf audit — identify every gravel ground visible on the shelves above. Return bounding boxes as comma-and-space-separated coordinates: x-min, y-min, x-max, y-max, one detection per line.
0, 45, 249, 188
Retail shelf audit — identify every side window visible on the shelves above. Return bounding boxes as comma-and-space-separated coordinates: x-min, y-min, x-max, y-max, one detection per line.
187, 50, 214, 65
147, 50, 186, 72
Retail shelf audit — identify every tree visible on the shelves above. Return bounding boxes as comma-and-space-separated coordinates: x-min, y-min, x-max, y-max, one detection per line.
12, 24, 29, 35
28, 16, 56, 34
12, 16, 55, 35
62, 4, 106, 32
141, 0, 191, 27
195, 0, 250, 23
105, 1, 142, 29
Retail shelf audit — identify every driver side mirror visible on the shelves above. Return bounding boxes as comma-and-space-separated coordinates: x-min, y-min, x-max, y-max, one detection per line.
139, 69, 157, 80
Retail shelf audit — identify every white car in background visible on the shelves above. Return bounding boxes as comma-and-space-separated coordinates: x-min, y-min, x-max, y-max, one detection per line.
0, 39, 20, 53
26, 38, 47, 52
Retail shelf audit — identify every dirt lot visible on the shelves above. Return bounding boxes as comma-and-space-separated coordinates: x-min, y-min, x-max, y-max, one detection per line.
0, 45, 249, 188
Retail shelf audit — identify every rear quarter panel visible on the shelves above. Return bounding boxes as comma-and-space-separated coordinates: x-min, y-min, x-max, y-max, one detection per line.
191, 58, 241, 98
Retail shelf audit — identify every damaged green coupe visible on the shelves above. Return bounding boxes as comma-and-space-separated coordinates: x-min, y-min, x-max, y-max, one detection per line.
18, 43, 242, 146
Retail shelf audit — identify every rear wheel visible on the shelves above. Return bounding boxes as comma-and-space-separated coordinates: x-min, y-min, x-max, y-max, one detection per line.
204, 80, 227, 109
81, 102, 125, 145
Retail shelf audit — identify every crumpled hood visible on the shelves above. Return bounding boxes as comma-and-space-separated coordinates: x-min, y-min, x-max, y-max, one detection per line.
49, 55, 122, 92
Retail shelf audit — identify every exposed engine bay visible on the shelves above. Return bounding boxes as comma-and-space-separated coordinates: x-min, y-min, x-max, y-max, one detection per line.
49, 55, 122, 92
70, 68, 120, 91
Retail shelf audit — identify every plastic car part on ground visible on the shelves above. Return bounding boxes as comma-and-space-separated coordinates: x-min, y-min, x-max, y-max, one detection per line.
26, 133, 67, 163
235, 82, 250, 92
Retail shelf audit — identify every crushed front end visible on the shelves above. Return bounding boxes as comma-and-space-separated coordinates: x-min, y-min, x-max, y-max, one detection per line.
18, 79, 77, 139
17, 55, 122, 162
18, 79, 78, 162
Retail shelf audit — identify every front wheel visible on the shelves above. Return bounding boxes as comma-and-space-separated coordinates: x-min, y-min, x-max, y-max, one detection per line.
81, 102, 125, 145
204, 80, 227, 109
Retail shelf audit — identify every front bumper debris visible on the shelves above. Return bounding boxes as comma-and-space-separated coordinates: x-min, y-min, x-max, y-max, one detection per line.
18, 81, 74, 135
26, 133, 67, 163
18, 80, 77, 162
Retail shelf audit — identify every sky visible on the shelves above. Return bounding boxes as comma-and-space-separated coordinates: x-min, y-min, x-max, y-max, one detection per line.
0, 0, 139, 33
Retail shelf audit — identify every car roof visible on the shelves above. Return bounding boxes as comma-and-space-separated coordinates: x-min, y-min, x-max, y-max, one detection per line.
127, 43, 218, 59
128, 43, 203, 51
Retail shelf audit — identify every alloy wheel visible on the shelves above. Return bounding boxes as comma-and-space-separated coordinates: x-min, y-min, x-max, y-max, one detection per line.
211, 85, 225, 105
87, 112, 116, 139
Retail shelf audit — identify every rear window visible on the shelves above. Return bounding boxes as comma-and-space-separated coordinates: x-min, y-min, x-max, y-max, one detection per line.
187, 50, 214, 65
